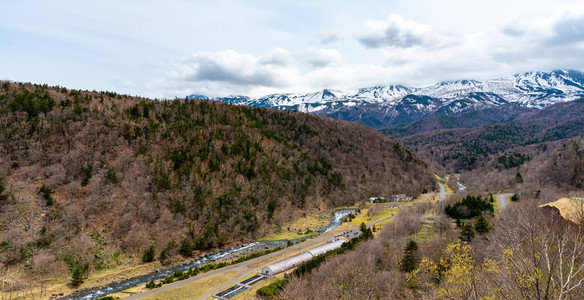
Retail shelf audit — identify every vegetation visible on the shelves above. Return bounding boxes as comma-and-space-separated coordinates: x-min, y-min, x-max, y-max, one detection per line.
71, 265, 85, 287
444, 195, 493, 219
145, 246, 283, 290
399, 240, 418, 273
459, 223, 475, 242
390, 99, 584, 171
0, 82, 434, 291
279, 193, 584, 300
257, 278, 288, 298
474, 215, 489, 234
142, 245, 155, 263
257, 225, 374, 298
38, 184, 54, 206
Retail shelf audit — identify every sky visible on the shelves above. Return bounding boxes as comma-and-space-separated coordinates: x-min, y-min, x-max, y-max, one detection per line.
1, 0, 584, 98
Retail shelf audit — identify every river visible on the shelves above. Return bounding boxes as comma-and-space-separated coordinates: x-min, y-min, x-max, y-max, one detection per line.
65, 209, 355, 299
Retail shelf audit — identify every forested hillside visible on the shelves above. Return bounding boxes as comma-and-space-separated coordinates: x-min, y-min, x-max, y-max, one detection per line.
0, 82, 434, 283
279, 194, 584, 300
389, 99, 584, 171
462, 137, 584, 193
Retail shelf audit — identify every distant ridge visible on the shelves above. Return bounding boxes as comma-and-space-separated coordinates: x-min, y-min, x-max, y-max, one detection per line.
191, 70, 584, 129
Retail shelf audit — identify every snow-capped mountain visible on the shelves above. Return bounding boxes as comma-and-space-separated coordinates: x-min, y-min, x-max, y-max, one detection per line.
189, 70, 584, 129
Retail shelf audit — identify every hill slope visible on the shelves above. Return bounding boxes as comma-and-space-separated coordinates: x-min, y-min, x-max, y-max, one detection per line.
389, 99, 584, 171
0, 82, 434, 279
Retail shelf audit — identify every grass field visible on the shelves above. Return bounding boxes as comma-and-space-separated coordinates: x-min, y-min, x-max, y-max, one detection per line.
124, 238, 332, 299
0, 256, 162, 300
259, 211, 330, 241
139, 270, 239, 300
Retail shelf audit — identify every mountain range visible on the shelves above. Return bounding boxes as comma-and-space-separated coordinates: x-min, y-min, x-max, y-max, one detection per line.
190, 70, 584, 129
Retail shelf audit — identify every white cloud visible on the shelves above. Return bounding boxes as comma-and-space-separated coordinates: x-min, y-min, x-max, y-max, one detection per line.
259, 48, 293, 66
357, 14, 449, 49
151, 4, 584, 99
302, 48, 342, 68
317, 31, 344, 45
3, 1, 584, 98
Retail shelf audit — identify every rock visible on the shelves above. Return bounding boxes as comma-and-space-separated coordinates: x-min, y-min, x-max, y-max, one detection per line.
59, 292, 64, 296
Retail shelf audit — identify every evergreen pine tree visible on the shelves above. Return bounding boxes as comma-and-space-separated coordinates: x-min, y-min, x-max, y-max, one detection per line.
71, 265, 85, 286
474, 215, 490, 234
399, 240, 418, 272
459, 223, 475, 242
142, 245, 155, 263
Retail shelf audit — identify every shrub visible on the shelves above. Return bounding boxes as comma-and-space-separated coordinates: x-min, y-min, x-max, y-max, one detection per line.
38, 184, 53, 206
257, 278, 288, 298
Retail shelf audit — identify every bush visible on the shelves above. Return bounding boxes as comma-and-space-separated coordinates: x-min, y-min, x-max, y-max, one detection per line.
0, 178, 8, 202
145, 280, 156, 289
257, 278, 288, 298
179, 239, 193, 257
39, 184, 54, 206
159, 249, 168, 265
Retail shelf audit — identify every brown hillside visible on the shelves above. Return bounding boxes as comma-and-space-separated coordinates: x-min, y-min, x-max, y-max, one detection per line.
0, 82, 434, 281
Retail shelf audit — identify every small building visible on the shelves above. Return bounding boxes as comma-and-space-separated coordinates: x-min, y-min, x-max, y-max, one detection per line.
368, 196, 386, 203
261, 239, 346, 277
391, 194, 412, 202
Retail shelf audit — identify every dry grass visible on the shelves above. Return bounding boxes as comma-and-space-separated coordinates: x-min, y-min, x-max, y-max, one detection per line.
139, 270, 239, 300
0, 259, 161, 300
259, 212, 329, 241
540, 197, 584, 224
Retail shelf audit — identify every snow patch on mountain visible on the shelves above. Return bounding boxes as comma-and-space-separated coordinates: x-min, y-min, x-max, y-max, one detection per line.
188, 69, 584, 116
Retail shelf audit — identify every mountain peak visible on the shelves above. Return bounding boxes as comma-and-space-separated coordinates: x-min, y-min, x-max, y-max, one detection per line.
189, 70, 584, 128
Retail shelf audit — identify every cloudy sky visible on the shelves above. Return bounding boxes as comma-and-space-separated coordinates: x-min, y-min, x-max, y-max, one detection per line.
2, 0, 584, 98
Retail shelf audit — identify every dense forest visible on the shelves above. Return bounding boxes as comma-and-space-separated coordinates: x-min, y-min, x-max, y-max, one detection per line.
0, 82, 434, 288
385, 99, 584, 171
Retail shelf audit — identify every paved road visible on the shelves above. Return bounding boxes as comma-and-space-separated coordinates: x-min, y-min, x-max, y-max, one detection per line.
438, 183, 451, 202
127, 213, 399, 300
421, 213, 436, 222
498, 193, 514, 211
125, 232, 332, 300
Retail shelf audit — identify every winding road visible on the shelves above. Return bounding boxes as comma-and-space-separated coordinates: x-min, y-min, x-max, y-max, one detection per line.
438, 183, 451, 202
498, 193, 514, 211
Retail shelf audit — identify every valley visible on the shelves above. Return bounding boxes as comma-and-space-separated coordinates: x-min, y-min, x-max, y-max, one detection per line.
3, 1, 584, 299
